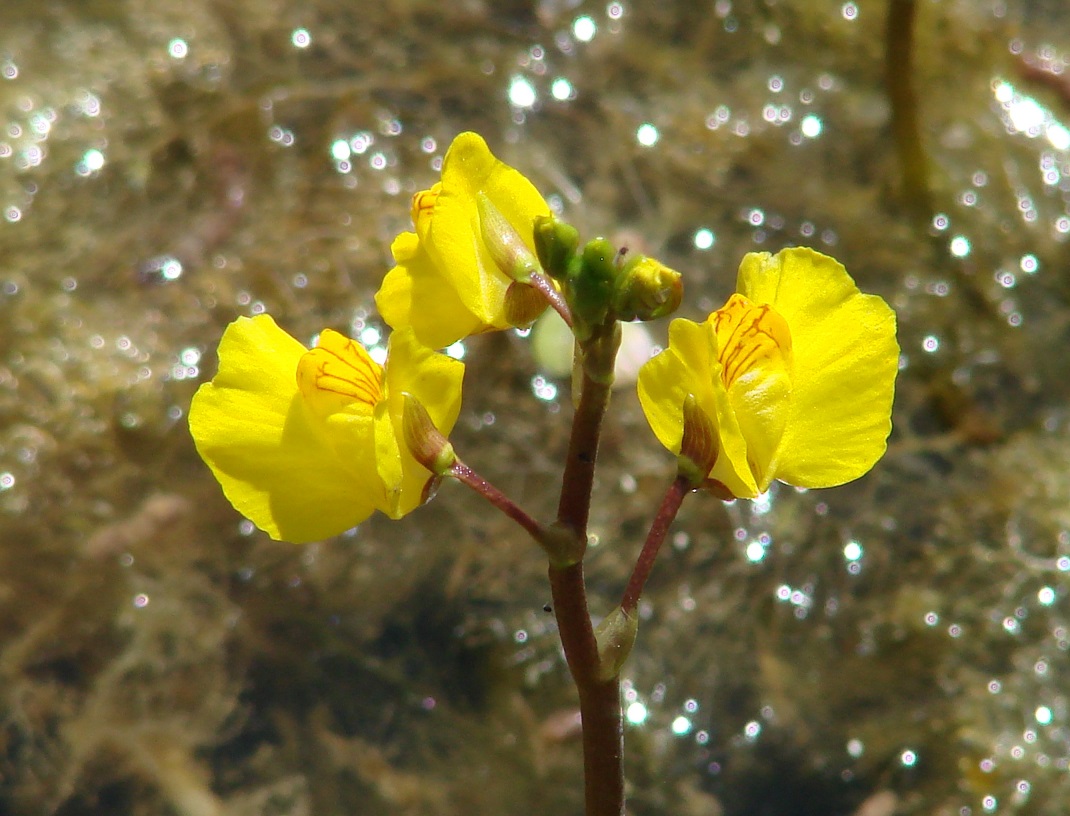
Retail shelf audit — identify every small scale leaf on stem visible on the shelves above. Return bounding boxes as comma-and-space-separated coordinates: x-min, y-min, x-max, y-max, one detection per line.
594, 606, 638, 682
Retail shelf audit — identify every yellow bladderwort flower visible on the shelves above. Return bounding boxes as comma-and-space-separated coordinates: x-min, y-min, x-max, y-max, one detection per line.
638, 247, 898, 498
375, 132, 552, 349
188, 315, 464, 542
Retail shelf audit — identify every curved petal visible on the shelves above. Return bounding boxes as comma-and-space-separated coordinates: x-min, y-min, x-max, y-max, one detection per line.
737, 247, 863, 328
385, 326, 465, 438
636, 336, 689, 454
189, 315, 377, 542
738, 248, 898, 487
710, 296, 793, 492
297, 329, 382, 416
427, 132, 549, 324
372, 402, 411, 519
448, 133, 550, 239
372, 326, 466, 519
377, 232, 486, 349
637, 318, 756, 498
774, 293, 897, 487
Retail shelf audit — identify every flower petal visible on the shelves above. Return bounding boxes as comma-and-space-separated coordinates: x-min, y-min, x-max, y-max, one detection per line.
376, 326, 465, 519
711, 295, 793, 491
737, 248, 898, 487
296, 329, 382, 416
426, 132, 549, 324
377, 232, 486, 349
189, 315, 377, 542
637, 318, 757, 498
385, 326, 465, 439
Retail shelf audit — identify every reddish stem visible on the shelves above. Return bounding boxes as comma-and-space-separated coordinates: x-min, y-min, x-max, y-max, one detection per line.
620, 475, 690, 615
549, 562, 624, 816
455, 315, 623, 814
579, 676, 624, 816
449, 460, 545, 543
530, 271, 573, 328
546, 322, 623, 816
556, 362, 614, 538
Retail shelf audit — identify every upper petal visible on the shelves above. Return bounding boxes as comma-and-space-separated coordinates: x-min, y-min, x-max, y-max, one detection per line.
449, 133, 550, 245
188, 315, 378, 542
427, 132, 550, 325
737, 248, 898, 487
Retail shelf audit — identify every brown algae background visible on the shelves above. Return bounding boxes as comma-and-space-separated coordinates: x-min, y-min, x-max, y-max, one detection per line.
2, 2, 1070, 815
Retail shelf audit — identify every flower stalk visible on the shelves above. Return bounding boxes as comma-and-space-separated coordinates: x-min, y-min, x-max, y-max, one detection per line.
545, 316, 626, 816
620, 475, 691, 615
447, 460, 545, 545
556, 322, 620, 539
548, 563, 624, 816
529, 270, 573, 329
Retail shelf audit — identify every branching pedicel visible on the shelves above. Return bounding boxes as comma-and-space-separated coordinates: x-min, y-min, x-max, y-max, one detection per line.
189, 132, 899, 816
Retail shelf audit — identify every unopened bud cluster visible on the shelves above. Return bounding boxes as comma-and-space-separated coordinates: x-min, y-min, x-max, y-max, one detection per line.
478, 209, 684, 339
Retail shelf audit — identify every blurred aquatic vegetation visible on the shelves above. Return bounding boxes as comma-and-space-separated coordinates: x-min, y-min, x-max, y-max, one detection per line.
1, 0, 1070, 814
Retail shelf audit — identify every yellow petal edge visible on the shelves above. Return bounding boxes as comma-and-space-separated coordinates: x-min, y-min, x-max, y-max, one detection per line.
376, 132, 551, 348
189, 315, 464, 542
638, 246, 898, 497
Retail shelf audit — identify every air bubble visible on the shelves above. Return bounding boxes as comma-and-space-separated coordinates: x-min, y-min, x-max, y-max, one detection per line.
573, 15, 597, 42
508, 75, 537, 108
168, 38, 188, 59
693, 228, 715, 250
636, 123, 659, 146
551, 78, 574, 100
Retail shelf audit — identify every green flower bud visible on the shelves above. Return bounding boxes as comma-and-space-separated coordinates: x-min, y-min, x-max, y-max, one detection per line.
566, 237, 619, 333
477, 193, 541, 282
612, 254, 683, 322
533, 214, 580, 281
580, 237, 619, 283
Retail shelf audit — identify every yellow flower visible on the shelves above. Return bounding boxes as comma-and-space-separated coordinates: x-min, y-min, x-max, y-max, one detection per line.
637, 247, 898, 498
188, 315, 464, 542
375, 132, 551, 349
